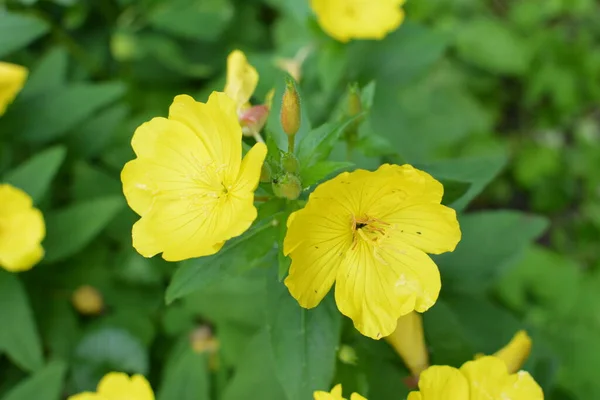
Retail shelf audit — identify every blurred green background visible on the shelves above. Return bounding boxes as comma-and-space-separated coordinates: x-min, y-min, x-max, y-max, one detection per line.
1, 0, 600, 399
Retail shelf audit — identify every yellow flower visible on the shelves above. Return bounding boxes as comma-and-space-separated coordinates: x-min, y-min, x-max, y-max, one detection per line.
121, 92, 267, 261
284, 164, 461, 339
310, 0, 406, 43
0, 184, 45, 272
314, 384, 367, 400
385, 312, 429, 376
224, 50, 258, 113
0, 62, 27, 116
407, 356, 544, 400
68, 372, 154, 400
478, 330, 532, 374
72, 285, 104, 316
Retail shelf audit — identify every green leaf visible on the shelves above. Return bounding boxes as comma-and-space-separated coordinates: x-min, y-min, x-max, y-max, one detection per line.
223, 330, 287, 400
436, 211, 549, 292
439, 180, 472, 207
68, 104, 129, 158
2, 83, 125, 144
165, 212, 279, 303
296, 116, 361, 169
3, 360, 67, 400
149, 0, 234, 41
157, 338, 210, 400
455, 17, 531, 75
72, 328, 148, 392
418, 154, 508, 211
266, 272, 342, 400
0, 11, 49, 57
300, 161, 354, 187
0, 270, 43, 372
3, 146, 66, 203
44, 196, 125, 263
20, 47, 69, 99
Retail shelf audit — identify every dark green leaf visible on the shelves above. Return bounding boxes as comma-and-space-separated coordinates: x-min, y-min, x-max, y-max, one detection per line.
0, 11, 49, 57
440, 180, 472, 207
3, 146, 66, 203
300, 160, 353, 187
266, 272, 342, 400
44, 196, 125, 263
0, 270, 43, 372
3, 360, 67, 400
20, 47, 69, 99
157, 338, 210, 400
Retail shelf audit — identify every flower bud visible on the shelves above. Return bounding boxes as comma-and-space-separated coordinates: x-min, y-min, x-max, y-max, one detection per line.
281, 152, 299, 174
492, 330, 532, 374
72, 285, 104, 316
338, 345, 358, 365
280, 79, 301, 139
345, 83, 363, 142
385, 312, 429, 377
272, 173, 302, 200
240, 104, 270, 137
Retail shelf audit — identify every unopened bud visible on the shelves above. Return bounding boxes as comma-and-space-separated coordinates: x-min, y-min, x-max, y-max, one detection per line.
345, 83, 363, 141
280, 79, 301, 139
190, 325, 220, 371
338, 345, 358, 365
72, 285, 104, 316
492, 330, 532, 374
240, 104, 270, 137
385, 312, 429, 377
260, 163, 272, 182
272, 173, 302, 200
281, 152, 299, 174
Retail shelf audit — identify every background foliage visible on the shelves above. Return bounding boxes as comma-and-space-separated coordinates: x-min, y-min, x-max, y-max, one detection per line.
1, 0, 599, 399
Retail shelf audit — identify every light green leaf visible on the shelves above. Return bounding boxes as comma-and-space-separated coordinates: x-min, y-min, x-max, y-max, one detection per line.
0, 11, 49, 57
72, 328, 148, 392
0, 270, 44, 372
44, 196, 125, 263
3, 360, 67, 400
436, 211, 549, 292
418, 153, 508, 211
165, 214, 278, 304
300, 160, 353, 187
3, 83, 125, 144
3, 146, 66, 203
266, 273, 342, 400
157, 338, 210, 400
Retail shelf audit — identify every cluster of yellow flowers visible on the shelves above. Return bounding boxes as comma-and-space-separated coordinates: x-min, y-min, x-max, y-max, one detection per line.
1, 1, 547, 399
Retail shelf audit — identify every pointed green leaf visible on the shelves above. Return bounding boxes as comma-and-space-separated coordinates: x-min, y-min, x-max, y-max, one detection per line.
4, 146, 66, 203
0, 11, 49, 57
300, 160, 353, 187
0, 270, 43, 371
3, 360, 67, 400
157, 338, 210, 400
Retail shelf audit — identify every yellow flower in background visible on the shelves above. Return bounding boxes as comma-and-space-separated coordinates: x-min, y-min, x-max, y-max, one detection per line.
310, 0, 406, 42
0, 62, 27, 116
224, 50, 258, 113
407, 356, 544, 400
476, 330, 532, 374
314, 384, 367, 400
284, 164, 461, 339
68, 372, 154, 400
121, 92, 267, 261
385, 312, 429, 377
0, 184, 45, 272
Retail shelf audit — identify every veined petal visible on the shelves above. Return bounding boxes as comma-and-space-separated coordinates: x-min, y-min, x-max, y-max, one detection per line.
382, 204, 461, 254
168, 93, 242, 179
224, 50, 258, 109
335, 239, 440, 339
0, 62, 28, 116
411, 365, 469, 399
233, 142, 267, 194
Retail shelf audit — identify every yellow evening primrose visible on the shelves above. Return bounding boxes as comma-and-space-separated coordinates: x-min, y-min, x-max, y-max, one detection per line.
314, 384, 367, 400
224, 50, 258, 113
407, 356, 544, 400
284, 164, 461, 339
310, 0, 406, 43
121, 92, 267, 261
0, 184, 45, 272
0, 62, 28, 116
385, 311, 429, 377
68, 372, 154, 400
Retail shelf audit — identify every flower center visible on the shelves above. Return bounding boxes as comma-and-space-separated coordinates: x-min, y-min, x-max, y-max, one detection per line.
351, 215, 389, 248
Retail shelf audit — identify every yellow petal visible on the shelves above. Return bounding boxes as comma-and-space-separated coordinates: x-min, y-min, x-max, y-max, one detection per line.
384, 312, 429, 376
97, 372, 154, 400
406, 393, 422, 400
314, 384, 347, 400
233, 142, 267, 194
310, 0, 405, 42
350, 393, 367, 400
493, 330, 532, 374
224, 50, 258, 110
0, 62, 27, 116
412, 365, 469, 399
0, 184, 45, 272
67, 393, 102, 400
334, 238, 441, 339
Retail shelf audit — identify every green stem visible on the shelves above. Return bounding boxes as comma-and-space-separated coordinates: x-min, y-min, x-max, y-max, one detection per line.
287, 133, 296, 154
